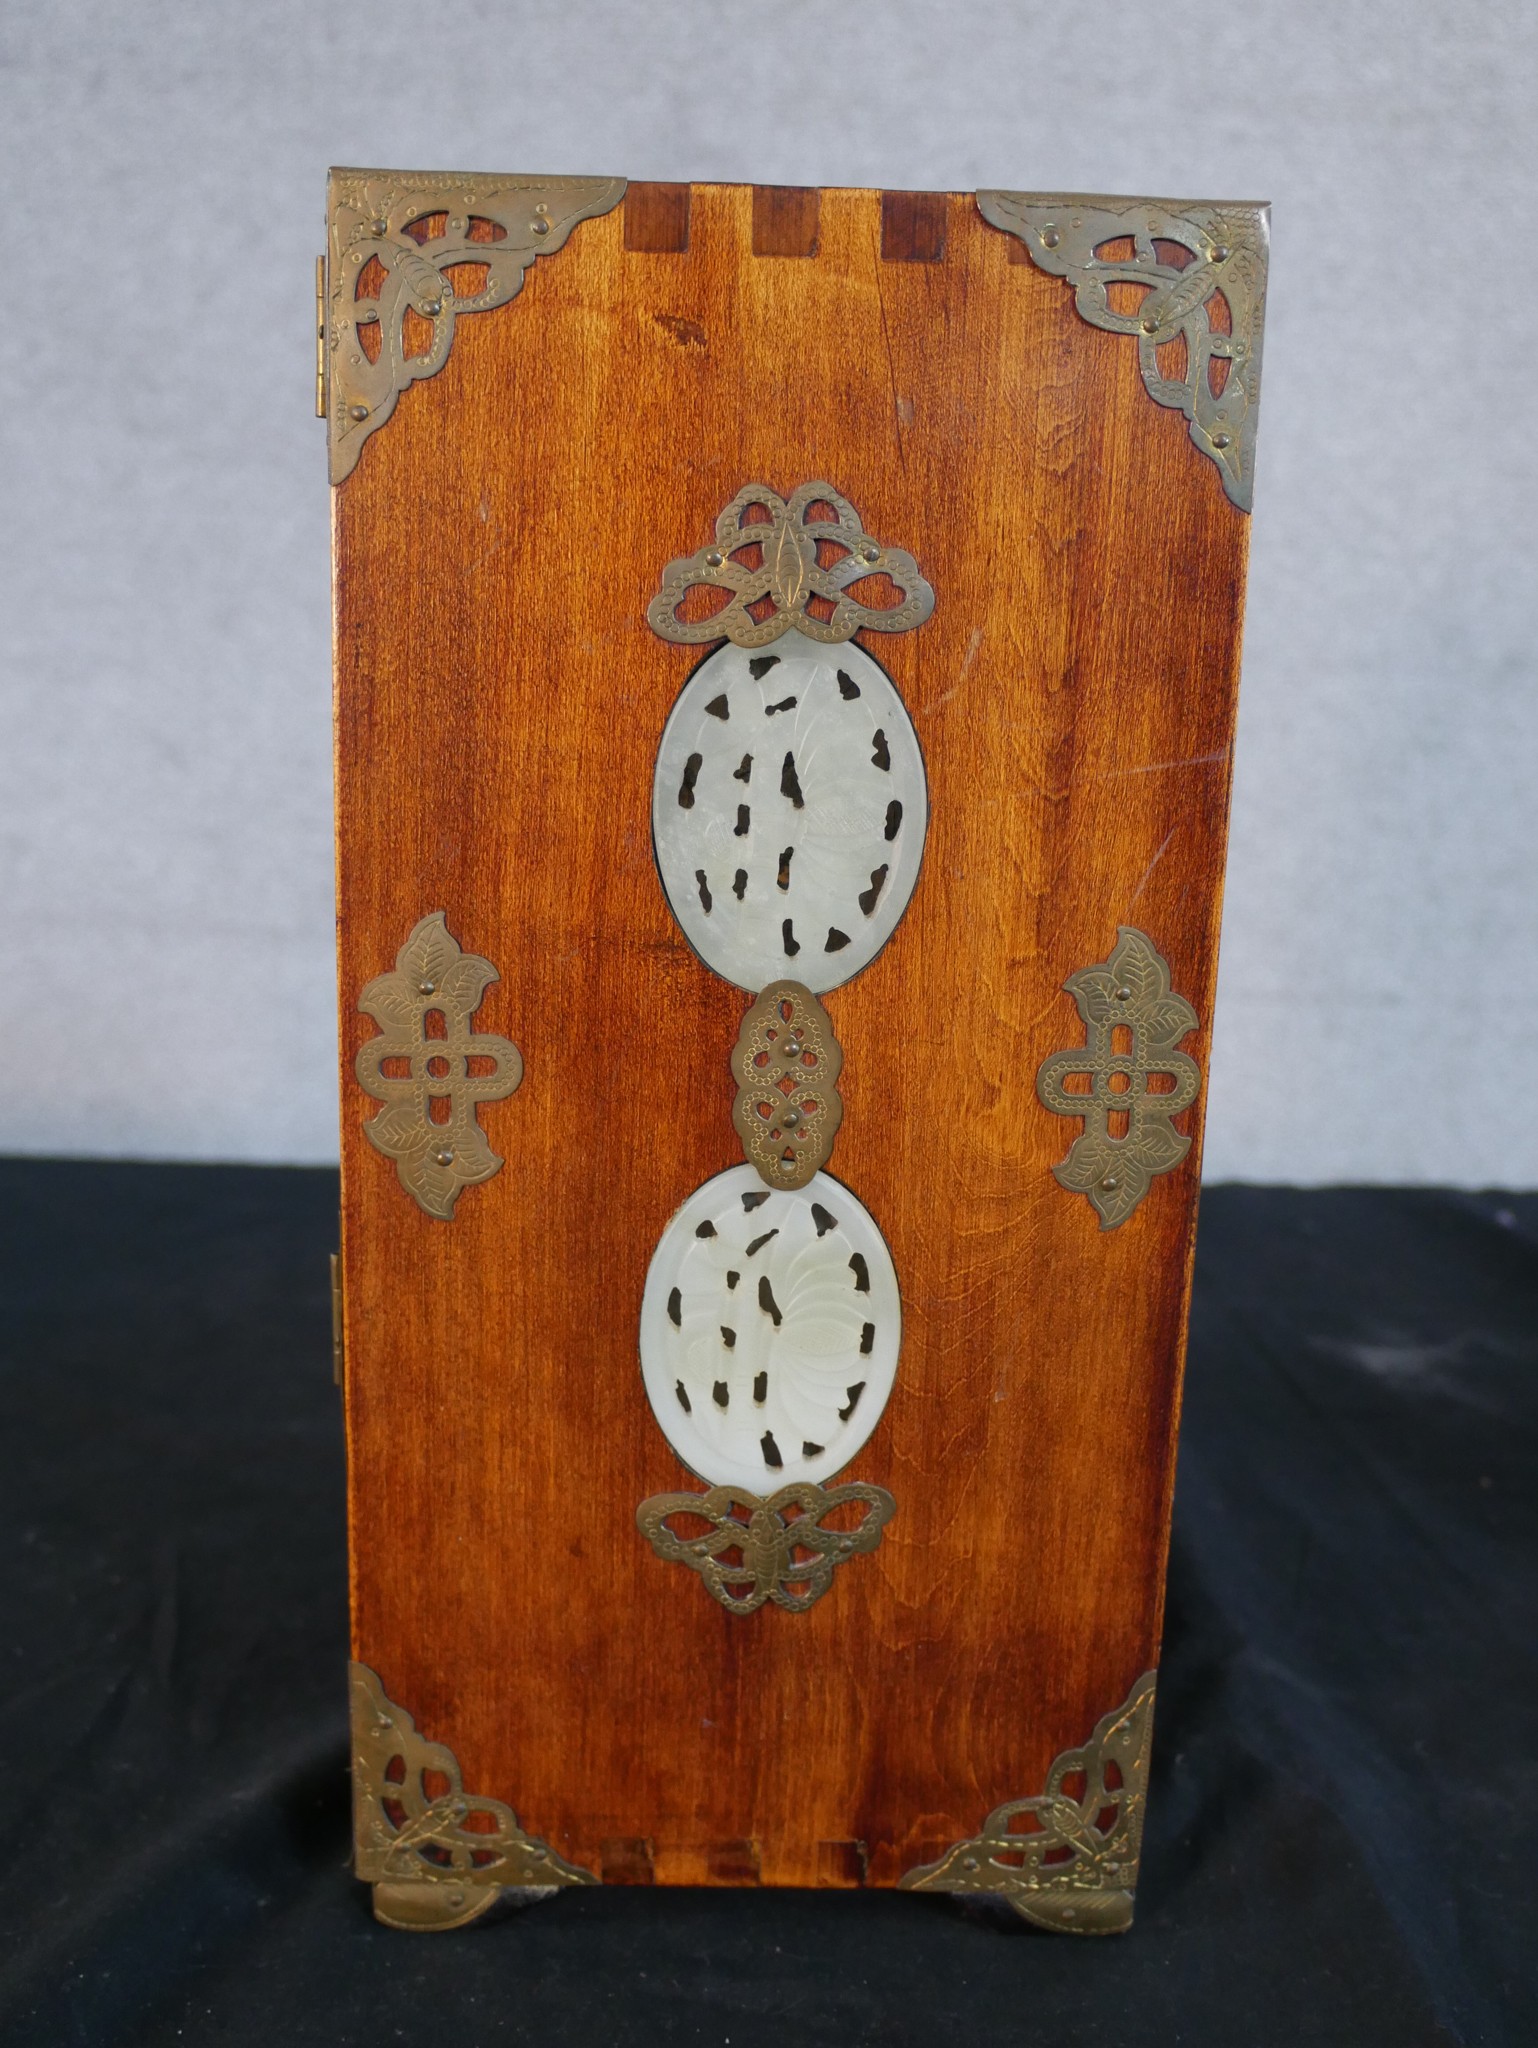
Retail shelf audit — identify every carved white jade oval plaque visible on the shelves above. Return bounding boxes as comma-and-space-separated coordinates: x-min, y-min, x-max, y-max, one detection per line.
639, 1165, 902, 1492
651, 638, 927, 994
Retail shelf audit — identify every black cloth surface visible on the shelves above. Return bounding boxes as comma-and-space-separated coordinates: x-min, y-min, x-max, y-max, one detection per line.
1, 1162, 1534, 2047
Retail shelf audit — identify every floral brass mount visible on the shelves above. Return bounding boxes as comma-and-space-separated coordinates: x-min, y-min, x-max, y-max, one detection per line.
636, 1481, 896, 1614
355, 912, 524, 1220
900, 1671, 1156, 1934
351, 1662, 595, 1931
732, 981, 843, 1189
1036, 927, 1201, 1229
323, 169, 625, 483
978, 192, 1268, 511
648, 482, 935, 647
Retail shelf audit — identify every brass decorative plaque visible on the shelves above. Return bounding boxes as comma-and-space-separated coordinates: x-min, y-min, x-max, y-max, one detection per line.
730, 981, 844, 1189
636, 1481, 896, 1614
1036, 927, 1201, 1229
354, 912, 524, 1220
648, 481, 935, 647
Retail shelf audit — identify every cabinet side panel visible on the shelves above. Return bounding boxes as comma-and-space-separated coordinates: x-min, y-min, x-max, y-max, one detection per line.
335, 184, 1249, 1885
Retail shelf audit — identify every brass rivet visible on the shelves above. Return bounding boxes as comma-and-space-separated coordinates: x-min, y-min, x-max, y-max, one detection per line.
370, 219, 387, 236
1041, 225, 1060, 248
422, 298, 441, 316
781, 1109, 802, 1130
962, 1855, 980, 1871
418, 980, 436, 995
434, 1149, 454, 1166
1141, 318, 1159, 335
704, 549, 724, 567
1101, 1175, 1119, 1191
348, 404, 369, 421
860, 544, 879, 562
531, 218, 550, 236
1211, 245, 1231, 262
1115, 986, 1133, 1001
1212, 432, 1232, 450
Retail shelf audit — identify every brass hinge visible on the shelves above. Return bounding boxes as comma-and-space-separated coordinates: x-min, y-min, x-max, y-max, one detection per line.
315, 254, 328, 420
330, 1251, 344, 1387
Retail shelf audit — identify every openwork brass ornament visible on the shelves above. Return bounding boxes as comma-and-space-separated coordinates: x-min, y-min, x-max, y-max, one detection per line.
355, 912, 524, 1220
977, 192, 1268, 512
731, 982, 844, 1189
648, 482, 935, 647
351, 1662, 595, 1930
636, 1481, 895, 1614
324, 169, 625, 484
899, 1672, 1156, 1935
1036, 927, 1200, 1229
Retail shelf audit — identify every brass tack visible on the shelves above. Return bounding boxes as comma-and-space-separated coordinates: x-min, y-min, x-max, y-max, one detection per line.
348, 404, 369, 421
434, 1149, 454, 1166
1212, 432, 1232, 449
781, 1109, 802, 1130
704, 549, 724, 567
418, 980, 436, 995
531, 218, 550, 236
1041, 226, 1060, 248
370, 219, 387, 236
1211, 245, 1231, 262
1101, 1176, 1119, 1191
1115, 986, 1133, 1000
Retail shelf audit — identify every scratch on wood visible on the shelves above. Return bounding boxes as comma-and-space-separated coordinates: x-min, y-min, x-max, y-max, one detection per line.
1128, 825, 1177, 905
924, 627, 984, 713
872, 234, 908, 474
1100, 748, 1229, 781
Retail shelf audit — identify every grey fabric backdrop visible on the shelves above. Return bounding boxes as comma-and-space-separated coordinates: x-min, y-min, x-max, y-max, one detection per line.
2, 0, 1534, 1181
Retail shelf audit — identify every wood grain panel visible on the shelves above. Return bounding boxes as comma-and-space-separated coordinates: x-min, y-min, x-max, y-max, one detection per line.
333, 184, 1250, 1887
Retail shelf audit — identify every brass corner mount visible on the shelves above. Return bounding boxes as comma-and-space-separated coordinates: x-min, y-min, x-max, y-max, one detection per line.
978, 191, 1268, 511
351, 1662, 595, 1930
323, 169, 626, 484
900, 1671, 1157, 1934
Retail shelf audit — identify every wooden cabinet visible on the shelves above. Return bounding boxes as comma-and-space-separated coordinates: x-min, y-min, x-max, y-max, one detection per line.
328, 173, 1267, 1933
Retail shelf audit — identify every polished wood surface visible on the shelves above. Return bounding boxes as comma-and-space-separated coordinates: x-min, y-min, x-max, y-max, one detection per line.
333, 184, 1251, 1887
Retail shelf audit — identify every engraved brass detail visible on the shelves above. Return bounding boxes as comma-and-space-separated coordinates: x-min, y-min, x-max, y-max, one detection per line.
355, 912, 524, 1220
325, 169, 626, 484
977, 191, 1268, 511
648, 482, 934, 647
1036, 927, 1200, 1229
351, 1661, 595, 1930
636, 1481, 895, 1615
899, 1671, 1156, 1934
731, 981, 844, 1189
